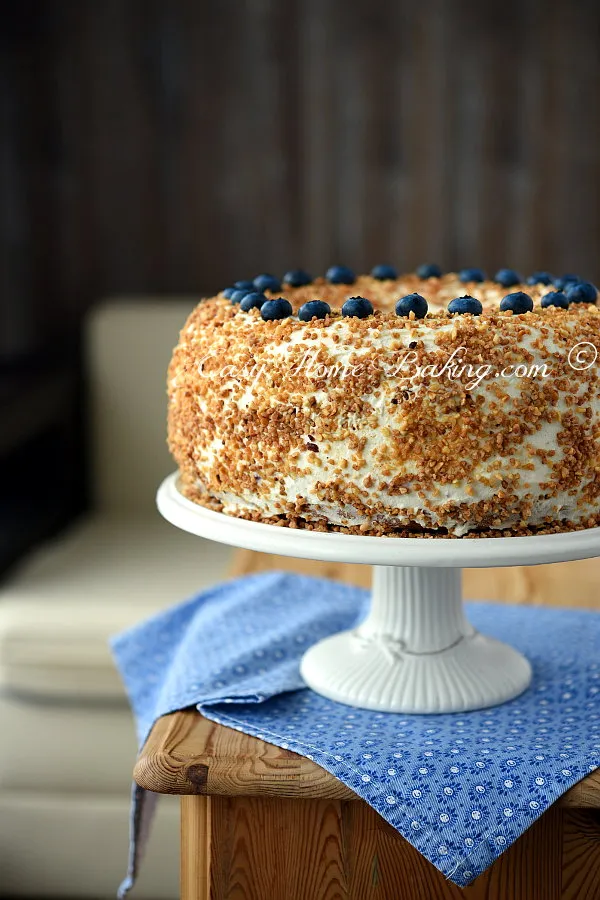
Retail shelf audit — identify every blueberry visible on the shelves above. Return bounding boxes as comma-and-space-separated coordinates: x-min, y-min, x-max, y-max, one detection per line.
565, 281, 598, 304
541, 291, 569, 309
371, 264, 398, 280
499, 291, 534, 314
234, 280, 255, 292
395, 293, 428, 318
458, 268, 486, 283
553, 273, 579, 291
260, 298, 293, 321
298, 300, 331, 321
494, 268, 522, 287
448, 295, 483, 315
416, 263, 442, 279
230, 289, 250, 304
253, 273, 281, 293
240, 292, 267, 311
282, 269, 312, 287
222, 287, 236, 299
326, 265, 355, 285
526, 271, 554, 286
342, 296, 373, 318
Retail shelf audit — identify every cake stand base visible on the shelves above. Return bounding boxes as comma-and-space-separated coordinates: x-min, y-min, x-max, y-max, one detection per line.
300, 566, 532, 713
158, 473, 600, 715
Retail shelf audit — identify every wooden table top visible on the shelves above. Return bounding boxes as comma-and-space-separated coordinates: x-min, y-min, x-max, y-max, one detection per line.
134, 549, 600, 807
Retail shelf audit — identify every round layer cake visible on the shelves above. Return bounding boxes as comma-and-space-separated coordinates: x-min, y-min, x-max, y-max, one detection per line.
167, 266, 600, 537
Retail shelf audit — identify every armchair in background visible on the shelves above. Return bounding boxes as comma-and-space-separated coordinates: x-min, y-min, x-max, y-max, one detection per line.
0, 299, 233, 898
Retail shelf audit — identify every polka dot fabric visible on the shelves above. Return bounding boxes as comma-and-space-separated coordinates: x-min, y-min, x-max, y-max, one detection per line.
111, 572, 599, 894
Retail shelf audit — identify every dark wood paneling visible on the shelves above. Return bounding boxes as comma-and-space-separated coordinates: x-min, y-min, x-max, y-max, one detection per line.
2, 0, 599, 350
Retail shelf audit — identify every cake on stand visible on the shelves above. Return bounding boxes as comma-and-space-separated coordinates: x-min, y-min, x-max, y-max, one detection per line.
157, 472, 600, 715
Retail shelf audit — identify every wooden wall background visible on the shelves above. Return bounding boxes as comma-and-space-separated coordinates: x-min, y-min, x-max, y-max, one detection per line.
1, 0, 599, 358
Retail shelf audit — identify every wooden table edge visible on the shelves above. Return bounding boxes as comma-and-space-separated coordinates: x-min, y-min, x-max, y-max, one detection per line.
133, 709, 600, 809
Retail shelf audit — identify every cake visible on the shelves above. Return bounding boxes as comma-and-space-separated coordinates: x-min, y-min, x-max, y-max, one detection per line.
167, 265, 600, 537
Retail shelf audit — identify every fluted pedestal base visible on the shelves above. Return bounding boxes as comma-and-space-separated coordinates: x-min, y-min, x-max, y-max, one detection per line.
300, 566, 532, 713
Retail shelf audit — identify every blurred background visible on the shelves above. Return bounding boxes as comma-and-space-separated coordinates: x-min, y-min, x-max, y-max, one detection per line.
0, 1, 599, 897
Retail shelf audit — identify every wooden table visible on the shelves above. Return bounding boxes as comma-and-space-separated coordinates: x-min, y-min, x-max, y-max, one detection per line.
135, 551, 600, 900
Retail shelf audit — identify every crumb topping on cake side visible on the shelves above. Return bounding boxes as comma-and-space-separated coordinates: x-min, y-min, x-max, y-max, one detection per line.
167, 266, 600, 537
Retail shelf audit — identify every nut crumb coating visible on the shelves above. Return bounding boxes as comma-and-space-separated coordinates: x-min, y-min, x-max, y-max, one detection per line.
167, 274, 600, 537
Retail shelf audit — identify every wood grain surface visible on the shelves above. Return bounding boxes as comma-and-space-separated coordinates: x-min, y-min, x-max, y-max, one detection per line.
229, 549, 600, 610
135, 707, 600, 810
4, 1, 600, 352
181, 793, 211, 900
182, 796, 585, 900
561, 811, 600, 900
135, 550, 600, 808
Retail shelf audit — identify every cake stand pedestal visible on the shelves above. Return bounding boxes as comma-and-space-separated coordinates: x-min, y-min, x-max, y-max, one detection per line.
157, 473, 600, 714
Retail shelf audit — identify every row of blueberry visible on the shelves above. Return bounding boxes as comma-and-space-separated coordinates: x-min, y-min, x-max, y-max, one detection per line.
223, 287, 595, 323
222, 265, 596, 296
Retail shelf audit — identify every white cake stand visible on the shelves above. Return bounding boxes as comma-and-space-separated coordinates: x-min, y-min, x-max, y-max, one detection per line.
157, 472, 600, 714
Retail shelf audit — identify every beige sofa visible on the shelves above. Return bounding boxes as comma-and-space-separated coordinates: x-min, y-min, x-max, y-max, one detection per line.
0, 300, 233, 897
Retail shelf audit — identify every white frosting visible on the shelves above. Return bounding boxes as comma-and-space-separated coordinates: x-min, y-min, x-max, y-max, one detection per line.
183, 313, 599, 535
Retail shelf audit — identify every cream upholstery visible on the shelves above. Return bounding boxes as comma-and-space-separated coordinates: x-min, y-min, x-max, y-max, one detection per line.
87, 299, 193, 514
0, 792, 180, 898
0, 298, 234, 898
0, 516, 232, 700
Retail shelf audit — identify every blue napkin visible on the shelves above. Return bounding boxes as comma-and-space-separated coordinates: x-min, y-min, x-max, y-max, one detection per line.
111, 571, 600, 895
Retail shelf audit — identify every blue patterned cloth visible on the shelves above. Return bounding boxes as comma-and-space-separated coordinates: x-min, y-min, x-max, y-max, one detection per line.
111, 571, 600, 895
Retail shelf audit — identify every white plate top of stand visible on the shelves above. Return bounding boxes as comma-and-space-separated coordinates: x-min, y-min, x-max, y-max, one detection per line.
157, 472, 600, 569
